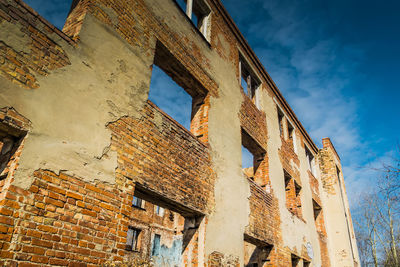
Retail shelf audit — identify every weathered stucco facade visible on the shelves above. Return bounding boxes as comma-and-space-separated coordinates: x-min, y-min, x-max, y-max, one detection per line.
0, 0, 360, 266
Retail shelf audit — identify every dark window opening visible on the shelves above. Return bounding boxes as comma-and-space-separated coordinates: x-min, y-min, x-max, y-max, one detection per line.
288, 122, 294, 140
126, 227, 141, 251
0, 125, 26, 180
149, 41, 209, 141
277, 108, 284, 137
151, 234, 161, 256
295, 181, 301, 197
241, 129, 267, 187
312, 199, 322, 220
244, 236, 273, 267
174, 0, 211, 39
239, 54, 260, 106
305, 146, 315, 175
304, 260, 311, 267
284, 171, 302, 218
291, 254, 300, 267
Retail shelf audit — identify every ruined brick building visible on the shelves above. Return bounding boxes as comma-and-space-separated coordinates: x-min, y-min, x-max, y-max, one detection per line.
0, 0, 360, 266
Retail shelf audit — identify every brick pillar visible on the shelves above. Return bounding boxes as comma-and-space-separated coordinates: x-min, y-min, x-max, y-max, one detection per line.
63, 0, 92, 40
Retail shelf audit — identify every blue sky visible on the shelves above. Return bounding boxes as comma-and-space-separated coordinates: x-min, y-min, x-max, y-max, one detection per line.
24, 0, 400, 207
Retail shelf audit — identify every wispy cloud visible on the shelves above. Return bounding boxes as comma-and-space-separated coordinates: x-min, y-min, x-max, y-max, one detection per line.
223, 0, 378, 207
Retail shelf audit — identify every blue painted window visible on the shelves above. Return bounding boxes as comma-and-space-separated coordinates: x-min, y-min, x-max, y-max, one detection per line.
151, 234, 161, 256
132, 196, 144, 209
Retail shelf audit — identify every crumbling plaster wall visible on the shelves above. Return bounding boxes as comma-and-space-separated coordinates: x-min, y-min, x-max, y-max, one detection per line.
1, 0, 252, 264
0, 0, 360, 266
319, 143, 360, 267
259, 88, 324, 265
143, 0, 251, 263
0, 13, 154, 189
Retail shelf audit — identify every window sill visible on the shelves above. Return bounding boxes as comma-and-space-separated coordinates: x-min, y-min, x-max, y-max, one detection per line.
125, 248, 141, 253
132, 205, 146, 211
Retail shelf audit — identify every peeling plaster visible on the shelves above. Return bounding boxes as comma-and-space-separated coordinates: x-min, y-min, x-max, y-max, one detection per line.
0, 15, 154, 188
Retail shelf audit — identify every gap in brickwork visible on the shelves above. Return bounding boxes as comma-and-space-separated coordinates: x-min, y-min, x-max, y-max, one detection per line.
0, 123, 26, 180
243, 235, 273, 266
149, 65, 192, 130
150, 41, 209, 141
130, 185, 204, 264
242, 145, 253, 170
241, 129, 267, 187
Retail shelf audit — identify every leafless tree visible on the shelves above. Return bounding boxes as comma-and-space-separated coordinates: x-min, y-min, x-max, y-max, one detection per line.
355, 147, 400, 267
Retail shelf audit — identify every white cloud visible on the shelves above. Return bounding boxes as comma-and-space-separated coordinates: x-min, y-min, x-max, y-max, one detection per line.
224, 0, 379, 208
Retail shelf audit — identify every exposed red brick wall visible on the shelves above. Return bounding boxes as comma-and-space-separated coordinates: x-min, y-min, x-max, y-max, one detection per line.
190, 94, 211, 144
0, 0, 72, 89
244, 179, 298, 267
109, 101, 216, 214
240, 92, 270, 188
239, 93, 268, 150
0, 170, 124, 266
308, 170, 320, 197
318, 233, 331, 267
63, 0, 219, 98
246, 179, 280, 245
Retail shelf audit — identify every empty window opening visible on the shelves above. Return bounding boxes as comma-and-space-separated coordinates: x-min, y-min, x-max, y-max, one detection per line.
241, 129, 267, 187
0, 126, 26, 181
0, 135, 20, 179
284, 171, 302, 218
149, 65, 192, 130
244, 236, 273, 267
313, 199, 325, 233
126, 227, 141, 251
242, 145, 254, 179
312, 200, 322, 221
303, 259, 311, 267
149, 41, 209, 141
277, 108, 284, 137
291, 254, 300, 267
288, 122, 294, 140
151, 234, 161, 256
239, 54, 260, 106
174, 0, 211, 39
133, 185, 205, 256
305, 146, 315, 175
132, 196, 145, 209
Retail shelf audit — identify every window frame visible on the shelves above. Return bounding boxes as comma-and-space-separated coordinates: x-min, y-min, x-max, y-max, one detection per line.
239, 53, 261, 108
305, 145, 315, 176
126, 227, 141, 252
154, 205, 165, 216
132, 196, 145, 209
174, 0, 211, 42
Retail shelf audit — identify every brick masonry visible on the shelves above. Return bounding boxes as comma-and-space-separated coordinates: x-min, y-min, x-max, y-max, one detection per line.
0, 0, 360, 266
